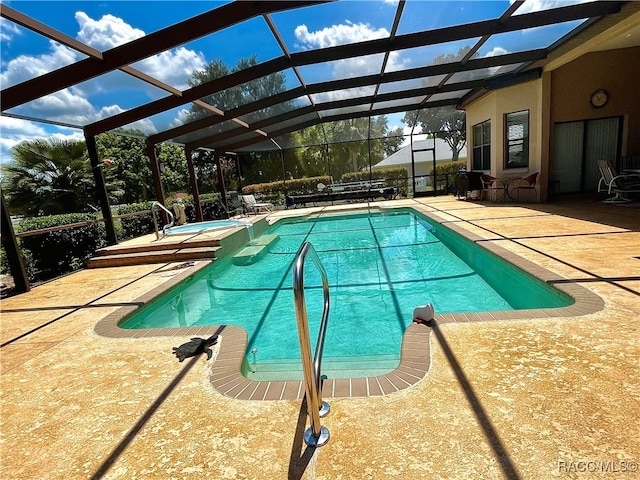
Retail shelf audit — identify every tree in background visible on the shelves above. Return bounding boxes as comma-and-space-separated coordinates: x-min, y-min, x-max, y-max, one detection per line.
183, 55, 294, 188
1, 138, 96, 216
95, 131, 189, 203
185, 55, 293, 124
402, 47, 471, 162
403, 106, 466, 162
292, 117, 404, 180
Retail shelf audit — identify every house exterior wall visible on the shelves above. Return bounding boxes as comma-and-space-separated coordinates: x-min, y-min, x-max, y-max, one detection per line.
550, 46, 640, 156
465, 80, 544, 200
464, 46, 640, 202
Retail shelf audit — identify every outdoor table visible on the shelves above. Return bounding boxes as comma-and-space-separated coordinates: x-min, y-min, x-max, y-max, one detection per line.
494, 176, 522, 202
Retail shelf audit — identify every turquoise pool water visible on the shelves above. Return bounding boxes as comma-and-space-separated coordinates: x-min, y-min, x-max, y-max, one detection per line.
121, 209, 571, 379
166, 219, 250, 235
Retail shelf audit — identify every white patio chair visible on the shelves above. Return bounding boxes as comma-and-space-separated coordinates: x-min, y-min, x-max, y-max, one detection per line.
597, 160, 640, 203
241, 194, 273, 214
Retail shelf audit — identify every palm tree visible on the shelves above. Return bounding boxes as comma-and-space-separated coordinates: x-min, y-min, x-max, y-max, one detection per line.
1, 138, 95, 216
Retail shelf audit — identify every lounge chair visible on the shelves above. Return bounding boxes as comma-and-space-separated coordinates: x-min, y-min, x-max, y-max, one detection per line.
597, 160, 640, 203
514, 172, 539, 202
242, 194, 273, 214
227, 191, 244, 216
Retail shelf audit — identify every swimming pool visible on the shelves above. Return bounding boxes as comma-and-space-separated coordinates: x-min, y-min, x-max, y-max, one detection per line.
166, 218, 251, 235
119, 208, 572, 380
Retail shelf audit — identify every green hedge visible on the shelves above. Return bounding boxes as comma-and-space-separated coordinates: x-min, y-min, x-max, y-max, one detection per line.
242, 176, 332, 204
342, 168, 409, 197
116, 202, 155, 239
13, 213, 108, 281
430, 160, 467, 177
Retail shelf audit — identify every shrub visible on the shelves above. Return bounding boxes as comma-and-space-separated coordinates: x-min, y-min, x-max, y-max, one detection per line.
242, 176, 332, 204
15, 213, 107, 280
429, 160, 467, 177
0, 245, 36, 281
116, 202, 155, 239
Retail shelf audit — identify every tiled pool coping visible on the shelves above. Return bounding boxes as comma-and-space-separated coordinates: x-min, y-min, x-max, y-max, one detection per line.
94, 205, 604, 400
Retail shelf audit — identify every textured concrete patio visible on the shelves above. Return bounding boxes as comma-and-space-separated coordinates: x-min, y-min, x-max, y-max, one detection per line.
1, 197, 638, 479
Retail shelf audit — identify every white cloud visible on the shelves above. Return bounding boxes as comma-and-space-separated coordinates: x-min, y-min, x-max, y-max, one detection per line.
132, 47, 206, 91
0, 117, 82, 166
0, 17, 22, 43
511, 0, 589, 15
485, 46, 509, 57
75, 12, 145, 50
75, 12, 205, 90
294, 21, 408, 90
0, 41, 80, 88
169, 109, 192, 129
1, 10, 212, 147
295, 21, 389, 49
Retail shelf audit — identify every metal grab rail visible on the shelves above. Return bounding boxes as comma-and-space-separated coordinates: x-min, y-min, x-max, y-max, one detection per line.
151, 201, 175, 240
292, 241, 331, 447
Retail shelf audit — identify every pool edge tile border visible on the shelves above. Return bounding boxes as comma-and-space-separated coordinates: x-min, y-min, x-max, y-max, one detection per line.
93, 205, 605, 400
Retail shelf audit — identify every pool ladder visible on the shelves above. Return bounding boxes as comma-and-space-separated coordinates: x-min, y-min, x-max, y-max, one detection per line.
151, 201, 175, 240
292, 241, 331, 447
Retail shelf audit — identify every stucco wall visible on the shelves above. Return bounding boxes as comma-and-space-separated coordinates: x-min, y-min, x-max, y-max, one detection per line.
464, 46, 640, 201
465, 80, 544, 199
550, 46, 640, 155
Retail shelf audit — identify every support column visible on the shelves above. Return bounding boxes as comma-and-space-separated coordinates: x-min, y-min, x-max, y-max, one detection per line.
185, 146, 203, 222
146, 141, 167, 223
215, 153, 229, 218
85, 133, 117, 245
1, 190, 30, 293
146, 141, 165, 206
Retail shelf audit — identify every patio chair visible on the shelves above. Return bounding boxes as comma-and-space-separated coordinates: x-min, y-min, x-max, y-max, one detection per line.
514, 172, 539, 202
597, 160, 640, 203
242, 194, 273, 214
480, 174, 500, 202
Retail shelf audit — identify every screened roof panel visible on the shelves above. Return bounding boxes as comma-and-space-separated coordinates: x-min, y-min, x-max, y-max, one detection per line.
478, 21, 586, 57
310, 86, 377, 104
426, 89, 472, 103
0, 0, 633, 160
447, 63, 522, 84
396, 0, 505, 35
5, 69, 171, 129
261, 112, 319, 136
373, 97, 427, 112
384, 38, 483, 73
319, 105, 372, 119
377, 76, 447, 95
171, 117, 247, 146
297, 53, 385, 83
10, 1, 231, 37
272, 1, 396, 54
512, 0, 590, 16
0, 23, 89, 87
238, 95, 312, 125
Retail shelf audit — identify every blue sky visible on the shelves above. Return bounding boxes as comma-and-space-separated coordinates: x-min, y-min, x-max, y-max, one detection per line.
0, 0, 585, 164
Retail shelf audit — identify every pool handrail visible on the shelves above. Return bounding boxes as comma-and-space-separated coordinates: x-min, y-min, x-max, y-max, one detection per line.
292, 241, 331, 447
151, 201, 175, 240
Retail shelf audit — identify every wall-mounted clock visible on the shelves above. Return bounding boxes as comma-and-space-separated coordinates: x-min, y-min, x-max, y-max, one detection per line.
589, 89, 609, 108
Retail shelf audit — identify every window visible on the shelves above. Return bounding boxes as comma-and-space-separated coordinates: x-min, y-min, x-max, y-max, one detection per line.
472, 120, 491, 170
505, 110, 529, 169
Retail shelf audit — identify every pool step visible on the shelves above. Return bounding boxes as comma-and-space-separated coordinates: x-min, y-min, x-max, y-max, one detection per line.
93, 237, 221, 256
87, 238, 222, 268
232, 234, 279, 266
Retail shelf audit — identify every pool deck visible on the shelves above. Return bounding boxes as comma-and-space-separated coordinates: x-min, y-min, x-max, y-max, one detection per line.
1, 197, 639, 479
